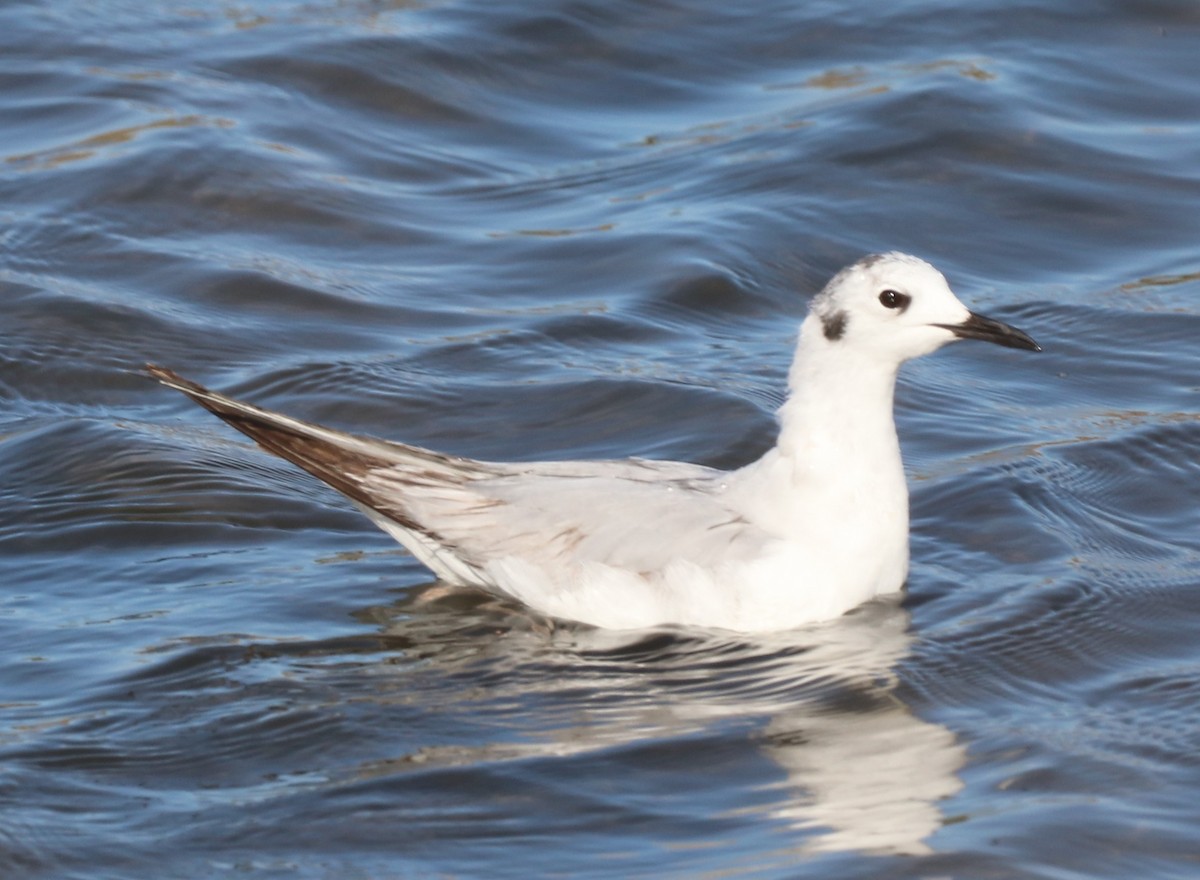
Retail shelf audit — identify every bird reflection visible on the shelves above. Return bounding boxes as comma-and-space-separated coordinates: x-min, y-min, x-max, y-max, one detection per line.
346, 587, 965, 856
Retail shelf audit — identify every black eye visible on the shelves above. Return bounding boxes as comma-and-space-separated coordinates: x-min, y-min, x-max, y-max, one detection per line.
879, 289, 910, 311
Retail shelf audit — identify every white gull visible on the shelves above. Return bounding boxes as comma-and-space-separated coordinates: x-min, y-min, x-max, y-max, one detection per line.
149, 252, 1039, 632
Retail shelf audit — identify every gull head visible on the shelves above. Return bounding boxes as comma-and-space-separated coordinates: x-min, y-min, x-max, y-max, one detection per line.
808, 252, 1040, 364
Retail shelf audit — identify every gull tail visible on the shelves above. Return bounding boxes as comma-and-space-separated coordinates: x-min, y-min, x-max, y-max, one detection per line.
147, 363, 395, 505
144, 365, 480, 529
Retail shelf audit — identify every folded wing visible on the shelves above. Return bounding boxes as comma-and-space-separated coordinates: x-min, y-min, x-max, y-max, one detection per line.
147, 366, 771, 591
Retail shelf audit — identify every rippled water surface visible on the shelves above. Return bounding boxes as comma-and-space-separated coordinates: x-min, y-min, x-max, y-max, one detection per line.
3, 1, 1199, 877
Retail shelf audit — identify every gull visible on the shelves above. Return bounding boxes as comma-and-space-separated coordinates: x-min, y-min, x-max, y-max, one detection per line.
148, 253, 1039, 632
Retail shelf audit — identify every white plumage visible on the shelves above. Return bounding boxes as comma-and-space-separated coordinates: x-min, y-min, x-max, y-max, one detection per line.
149, 252, 1039, 631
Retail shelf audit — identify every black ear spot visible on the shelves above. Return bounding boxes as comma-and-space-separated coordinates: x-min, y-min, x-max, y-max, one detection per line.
879, 289, 911, 311
822, 309, 848, 341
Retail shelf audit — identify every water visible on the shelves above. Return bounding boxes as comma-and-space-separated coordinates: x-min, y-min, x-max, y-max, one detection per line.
2, 0, 1199, 876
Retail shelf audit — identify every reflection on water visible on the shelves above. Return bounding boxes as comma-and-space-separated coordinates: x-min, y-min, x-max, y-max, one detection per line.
355, 591, 964, 857
763, 701, 962, 856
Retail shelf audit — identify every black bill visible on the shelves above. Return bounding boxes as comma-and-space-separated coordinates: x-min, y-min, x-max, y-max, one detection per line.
936, 311, 1041, 352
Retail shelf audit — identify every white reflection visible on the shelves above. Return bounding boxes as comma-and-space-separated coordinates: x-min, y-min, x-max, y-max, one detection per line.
353, 590, 965, 856
762, 697, 964, 855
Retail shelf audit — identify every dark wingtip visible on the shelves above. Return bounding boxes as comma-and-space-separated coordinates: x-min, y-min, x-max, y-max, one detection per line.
145, 363, 212, 396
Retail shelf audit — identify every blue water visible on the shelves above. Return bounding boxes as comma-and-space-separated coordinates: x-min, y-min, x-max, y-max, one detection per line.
2, 1, 1199, 877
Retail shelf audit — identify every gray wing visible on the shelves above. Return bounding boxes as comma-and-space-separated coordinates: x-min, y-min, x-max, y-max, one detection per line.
147, 366, 770, 585
369, 457, 768, 577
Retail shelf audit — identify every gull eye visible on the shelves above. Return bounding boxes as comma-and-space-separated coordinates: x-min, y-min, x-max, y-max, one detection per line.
878, 289, 911, 311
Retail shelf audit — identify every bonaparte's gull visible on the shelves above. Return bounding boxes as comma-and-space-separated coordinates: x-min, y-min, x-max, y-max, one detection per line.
149, 252, 1039, 632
